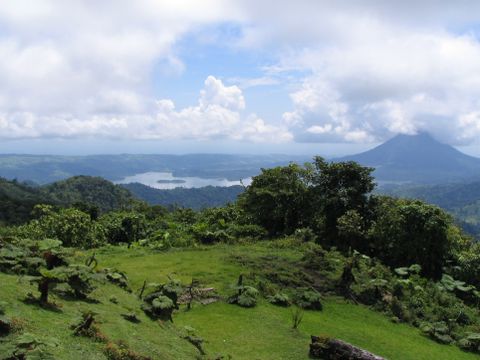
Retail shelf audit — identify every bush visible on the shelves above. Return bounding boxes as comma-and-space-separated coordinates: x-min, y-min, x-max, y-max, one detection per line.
268, 293, 291, 307
228, 275, 259, 308
420, 321, 454, 344
296, 290, 323, 310
18, 205, 103, 248
100, 211, 147, 245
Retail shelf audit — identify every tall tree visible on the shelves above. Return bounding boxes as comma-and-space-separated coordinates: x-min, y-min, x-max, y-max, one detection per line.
308, 156, 375, 249
239, 163, 309, 236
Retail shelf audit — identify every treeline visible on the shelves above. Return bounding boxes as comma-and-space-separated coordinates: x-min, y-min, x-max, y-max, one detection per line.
239, 157, 479, 281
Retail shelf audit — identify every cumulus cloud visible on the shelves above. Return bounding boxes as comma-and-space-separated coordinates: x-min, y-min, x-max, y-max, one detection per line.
278, 27, 480, 144
0, 75, 291, 143
2, 1, 480, 145
234, 0, 480, 144
0, 1, 292, 143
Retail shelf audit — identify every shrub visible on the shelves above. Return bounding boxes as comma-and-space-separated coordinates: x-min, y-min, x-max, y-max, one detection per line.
228, 275, 259, 308
19, 205, 103, 248
268, 293, 291, 307
420, 321, 454, 344
100, 211, 147, 245
296, 290, 323, 310
141, 280, 183, 321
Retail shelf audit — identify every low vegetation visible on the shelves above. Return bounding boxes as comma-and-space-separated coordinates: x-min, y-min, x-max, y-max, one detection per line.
1, 156, 480, 359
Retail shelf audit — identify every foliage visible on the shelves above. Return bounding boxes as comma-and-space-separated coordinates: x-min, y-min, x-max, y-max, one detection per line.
238, 163, 310, 236
18, 205, 104, 248
228, 275, 259, 308
268, 293, 291, 307
2, 332, 58, 359
141, 279, 183, 321
41, 175, 134, 214
291, 307, 304, 329
295, 290, 323, 310
100, 211, 147, 245
369, 197, 452, 279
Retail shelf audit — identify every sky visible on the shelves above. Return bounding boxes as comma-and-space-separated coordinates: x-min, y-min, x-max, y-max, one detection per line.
1, 1, 480, 156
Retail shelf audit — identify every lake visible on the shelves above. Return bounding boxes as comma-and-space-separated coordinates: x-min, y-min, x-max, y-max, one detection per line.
115, 171, 252, 189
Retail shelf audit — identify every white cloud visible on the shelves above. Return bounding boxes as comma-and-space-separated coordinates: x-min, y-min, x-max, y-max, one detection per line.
0, 75, 292, 143
234, 1, 480, 145
2, 1, 480, 146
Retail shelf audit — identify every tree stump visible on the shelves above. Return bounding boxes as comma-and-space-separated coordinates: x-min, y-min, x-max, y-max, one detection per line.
309, 335, 385, 360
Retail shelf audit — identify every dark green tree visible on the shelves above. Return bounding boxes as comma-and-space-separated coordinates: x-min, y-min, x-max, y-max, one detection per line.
238, 163, 309, 236
308, 157, 375, 249
369, 197, 451, 279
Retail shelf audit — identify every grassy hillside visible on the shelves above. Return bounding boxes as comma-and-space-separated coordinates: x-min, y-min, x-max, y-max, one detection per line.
1, 243, 478, 359
0, 273, 198, 359
96, 244, 478, 359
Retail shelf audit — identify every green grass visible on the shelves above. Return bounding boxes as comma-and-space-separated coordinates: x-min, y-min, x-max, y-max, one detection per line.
98, 244, 478, 360
0, 273, 198, 359
1, 243, 478, 359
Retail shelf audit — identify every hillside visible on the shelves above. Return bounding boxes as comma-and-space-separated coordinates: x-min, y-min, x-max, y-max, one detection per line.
0, 178, 53, 225
339, 133, 480, 184
122, 183, 243, 209
1, 157, 480, 359
42, 176, 134, 213
0, 176, 135, 225
1, 242, 478, 360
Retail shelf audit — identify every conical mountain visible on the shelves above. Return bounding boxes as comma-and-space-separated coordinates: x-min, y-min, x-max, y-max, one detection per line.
337, 133, 480, 184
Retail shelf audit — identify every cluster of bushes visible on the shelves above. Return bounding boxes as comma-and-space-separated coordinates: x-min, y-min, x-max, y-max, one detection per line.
0, 237, 98, 305
300, 247, 480, 353
6, 201, 266, 251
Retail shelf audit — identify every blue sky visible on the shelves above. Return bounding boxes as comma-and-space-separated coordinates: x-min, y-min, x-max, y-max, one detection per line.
0, 1, 480, 156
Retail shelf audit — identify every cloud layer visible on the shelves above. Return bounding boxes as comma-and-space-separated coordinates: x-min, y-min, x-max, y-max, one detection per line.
1, 1, 480, 145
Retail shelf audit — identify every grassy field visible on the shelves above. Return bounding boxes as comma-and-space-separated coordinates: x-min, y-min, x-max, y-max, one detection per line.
97, 244, 479, 360
1, 243, 478, 359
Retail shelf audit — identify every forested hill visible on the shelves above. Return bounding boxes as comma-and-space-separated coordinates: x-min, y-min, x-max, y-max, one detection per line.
0, 178, 53, 225
0, 176, 134, 225
122, 183, 244, 210
41, 176, 134, 213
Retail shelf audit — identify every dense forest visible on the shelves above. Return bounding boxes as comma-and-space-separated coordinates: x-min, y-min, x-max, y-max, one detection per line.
1, 157, 480, 359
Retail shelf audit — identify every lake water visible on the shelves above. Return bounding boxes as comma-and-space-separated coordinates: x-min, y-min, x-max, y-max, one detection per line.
115, 172, 252, 190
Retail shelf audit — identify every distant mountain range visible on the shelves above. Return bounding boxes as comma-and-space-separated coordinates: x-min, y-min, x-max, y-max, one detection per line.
0, 154, 309, 184
338, 133, 480, 184
0, 133, 479, 187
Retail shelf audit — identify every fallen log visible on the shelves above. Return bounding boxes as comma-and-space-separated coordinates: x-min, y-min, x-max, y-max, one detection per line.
309, 335, 385, 360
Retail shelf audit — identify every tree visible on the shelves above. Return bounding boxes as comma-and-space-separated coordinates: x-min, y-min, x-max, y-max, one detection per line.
22, 205, 103, 248
100, 211, 147, 245
239, 164, 309, 236
369, 197, 451, 279
308, 157, 375, 248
